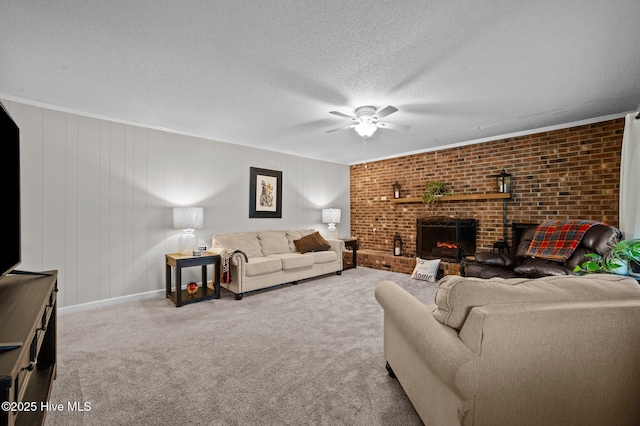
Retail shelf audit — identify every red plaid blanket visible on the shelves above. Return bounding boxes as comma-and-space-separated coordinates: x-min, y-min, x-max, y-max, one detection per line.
525, 220, 604, 261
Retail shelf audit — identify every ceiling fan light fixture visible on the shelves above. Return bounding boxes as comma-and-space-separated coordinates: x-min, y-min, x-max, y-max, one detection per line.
327, 105, 408, 138
355, 121, 377, 138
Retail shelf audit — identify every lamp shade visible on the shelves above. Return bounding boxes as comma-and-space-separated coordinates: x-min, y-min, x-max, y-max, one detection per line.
322, 208, 341, 224
173, 207, 204, 230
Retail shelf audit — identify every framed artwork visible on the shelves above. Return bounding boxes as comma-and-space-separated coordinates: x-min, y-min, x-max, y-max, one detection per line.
249, 167, 282, 218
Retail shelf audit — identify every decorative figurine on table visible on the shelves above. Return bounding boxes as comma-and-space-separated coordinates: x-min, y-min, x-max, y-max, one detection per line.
187, 282, 198, 297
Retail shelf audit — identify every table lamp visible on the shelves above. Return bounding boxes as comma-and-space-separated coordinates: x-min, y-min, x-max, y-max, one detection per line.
173, 206, 204, 255
322, 208, 341, 239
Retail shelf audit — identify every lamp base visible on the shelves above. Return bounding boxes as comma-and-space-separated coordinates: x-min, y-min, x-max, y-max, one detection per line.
178, 231, 198, 255
326, 223, 338, 239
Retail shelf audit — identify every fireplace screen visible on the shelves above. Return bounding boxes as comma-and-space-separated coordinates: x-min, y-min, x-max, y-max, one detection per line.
417, 217, 477, 262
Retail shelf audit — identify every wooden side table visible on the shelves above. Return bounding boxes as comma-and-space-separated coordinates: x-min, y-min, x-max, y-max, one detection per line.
165, 252, 221, 307
340, 238, 358, 270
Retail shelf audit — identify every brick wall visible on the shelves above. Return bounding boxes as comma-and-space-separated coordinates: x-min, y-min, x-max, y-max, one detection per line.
350, 118, 624, 263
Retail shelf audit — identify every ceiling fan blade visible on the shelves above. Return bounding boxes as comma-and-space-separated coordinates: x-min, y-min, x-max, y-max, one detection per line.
376, 122, 411, 131
329, 111, 357, 120
372, 106, 398, 120
326, 124, 355, 133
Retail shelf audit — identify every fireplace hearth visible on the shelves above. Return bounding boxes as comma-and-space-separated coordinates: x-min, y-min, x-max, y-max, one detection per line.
417, 216, 477, 262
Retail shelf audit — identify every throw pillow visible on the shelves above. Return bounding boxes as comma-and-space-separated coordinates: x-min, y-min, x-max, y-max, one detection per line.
294, 232, 331, 254
286, 229, 317, 252
410, 257, 441, 282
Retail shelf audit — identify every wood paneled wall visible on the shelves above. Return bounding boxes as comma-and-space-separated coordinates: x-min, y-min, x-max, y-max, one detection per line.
4, 99, 350, 307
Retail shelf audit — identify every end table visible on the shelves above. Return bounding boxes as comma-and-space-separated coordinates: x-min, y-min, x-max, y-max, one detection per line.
340, 238, 358, 270
165, 252, 221, 307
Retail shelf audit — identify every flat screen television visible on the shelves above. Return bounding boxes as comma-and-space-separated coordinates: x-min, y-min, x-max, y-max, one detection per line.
0, 101, 21, 278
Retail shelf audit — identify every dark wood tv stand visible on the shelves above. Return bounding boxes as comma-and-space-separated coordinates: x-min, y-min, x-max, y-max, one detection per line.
0, 270, 57, 426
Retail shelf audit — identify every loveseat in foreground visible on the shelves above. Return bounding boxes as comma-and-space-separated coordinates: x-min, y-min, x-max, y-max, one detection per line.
375, 274, 640, 425
209, 229, 343, 299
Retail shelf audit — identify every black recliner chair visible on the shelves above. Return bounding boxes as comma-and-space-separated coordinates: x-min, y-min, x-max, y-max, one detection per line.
464, 223, 622, 278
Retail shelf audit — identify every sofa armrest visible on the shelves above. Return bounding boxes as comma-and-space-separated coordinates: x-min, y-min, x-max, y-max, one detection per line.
326, 238, 344, 254
375, 280, 478, 398
326, 239, 344, 269
207, 247, 248, 266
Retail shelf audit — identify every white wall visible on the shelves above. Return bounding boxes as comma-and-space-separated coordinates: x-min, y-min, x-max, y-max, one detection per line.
3, 99, 350, 308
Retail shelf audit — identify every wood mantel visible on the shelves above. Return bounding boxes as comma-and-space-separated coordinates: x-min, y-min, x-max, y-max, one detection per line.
390, 193, 511, 204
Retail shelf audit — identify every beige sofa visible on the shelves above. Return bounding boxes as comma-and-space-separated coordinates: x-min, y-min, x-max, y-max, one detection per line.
375, 274, 640, 426
210, 229, 343, 299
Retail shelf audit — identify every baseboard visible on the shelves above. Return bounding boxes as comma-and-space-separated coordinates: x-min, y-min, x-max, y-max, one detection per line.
58, 289, 165, 316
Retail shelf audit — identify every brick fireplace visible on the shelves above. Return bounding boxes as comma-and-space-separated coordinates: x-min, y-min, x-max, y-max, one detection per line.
349, 118, 624, 275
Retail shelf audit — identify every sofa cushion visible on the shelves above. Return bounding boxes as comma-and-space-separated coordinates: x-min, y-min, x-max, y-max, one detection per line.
286, 229, 316, 252
214, 232, 263, 258
464, 263, 520, 279
294, 232, 331, 254
433, 274, 640, 330
258, 231, 290, 256
267, 253, 314, 270
513, 258, 573, 277
244, 257, 282, 277
308, 250, 338, 264
474, 252, 518, 269
515, 226, 537, 257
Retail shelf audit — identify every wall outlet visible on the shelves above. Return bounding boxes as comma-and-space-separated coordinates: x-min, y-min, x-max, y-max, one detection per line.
381, 196, 387, 201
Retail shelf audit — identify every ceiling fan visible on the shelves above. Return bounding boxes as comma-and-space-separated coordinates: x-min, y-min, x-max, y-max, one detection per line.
326, 105, 411, 138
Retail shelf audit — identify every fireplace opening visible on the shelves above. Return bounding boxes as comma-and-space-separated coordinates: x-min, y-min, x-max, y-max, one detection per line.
417, 216, 477, 262
434, 242, 460, 260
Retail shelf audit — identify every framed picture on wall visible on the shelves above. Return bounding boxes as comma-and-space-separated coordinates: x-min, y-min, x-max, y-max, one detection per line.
249, 167, 282, 218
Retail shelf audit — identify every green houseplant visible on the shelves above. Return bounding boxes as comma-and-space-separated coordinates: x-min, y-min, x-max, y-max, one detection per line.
573, 239, 640, 275
421, 181, 450, 206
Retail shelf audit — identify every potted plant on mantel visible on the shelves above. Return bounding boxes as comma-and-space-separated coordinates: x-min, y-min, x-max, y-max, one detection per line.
421, 181, 450, 208
573, 239, 640, 276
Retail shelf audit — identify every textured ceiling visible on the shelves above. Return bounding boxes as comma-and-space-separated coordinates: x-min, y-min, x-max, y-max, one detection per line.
2, 0, 640, 165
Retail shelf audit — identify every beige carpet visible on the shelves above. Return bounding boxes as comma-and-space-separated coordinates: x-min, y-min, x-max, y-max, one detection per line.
45, 267, 438, 425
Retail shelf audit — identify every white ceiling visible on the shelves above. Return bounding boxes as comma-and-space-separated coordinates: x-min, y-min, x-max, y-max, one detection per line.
2, 0, 640, 165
